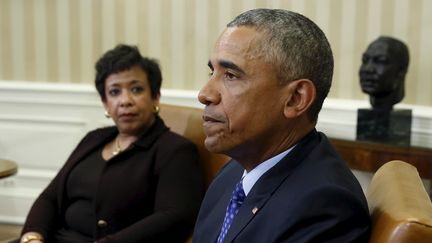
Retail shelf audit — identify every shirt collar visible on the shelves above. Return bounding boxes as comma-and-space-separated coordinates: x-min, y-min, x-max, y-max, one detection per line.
242, 146, 295, 196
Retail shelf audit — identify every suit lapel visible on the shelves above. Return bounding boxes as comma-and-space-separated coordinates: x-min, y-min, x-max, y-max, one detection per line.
62, 127, 116, 172
222, 130, 320, 242
194, 161, 244, 243
207, 184, 235, 242
56, 127, 116, 213
222, 190, 269, 243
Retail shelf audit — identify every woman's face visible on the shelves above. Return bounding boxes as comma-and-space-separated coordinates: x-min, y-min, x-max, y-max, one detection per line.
103, 65, 160, 136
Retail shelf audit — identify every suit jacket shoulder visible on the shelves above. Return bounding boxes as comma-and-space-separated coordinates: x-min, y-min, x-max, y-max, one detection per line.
193, 130, 371, 243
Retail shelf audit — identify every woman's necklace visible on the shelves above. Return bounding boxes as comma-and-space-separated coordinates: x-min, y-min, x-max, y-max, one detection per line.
112, 136, 122, 156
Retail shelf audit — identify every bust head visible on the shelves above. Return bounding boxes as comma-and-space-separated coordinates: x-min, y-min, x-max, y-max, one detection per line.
359, 36, 409, 110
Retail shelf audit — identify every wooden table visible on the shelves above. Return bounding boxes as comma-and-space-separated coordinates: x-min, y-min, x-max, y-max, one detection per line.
0, 159, 18, 179
330, 138, 432, 179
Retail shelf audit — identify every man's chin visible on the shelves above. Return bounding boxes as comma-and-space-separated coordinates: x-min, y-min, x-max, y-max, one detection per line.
204, 137, 226, 154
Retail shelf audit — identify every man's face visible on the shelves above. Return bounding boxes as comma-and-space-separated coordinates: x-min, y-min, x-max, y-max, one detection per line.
359, 41, 401, 97
198, 26, 287, 159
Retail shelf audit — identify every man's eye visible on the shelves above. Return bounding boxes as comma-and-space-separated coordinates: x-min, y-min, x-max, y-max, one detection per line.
225, 72, 236, 80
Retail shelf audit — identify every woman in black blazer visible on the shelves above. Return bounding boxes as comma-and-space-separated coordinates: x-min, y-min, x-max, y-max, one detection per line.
19, 44, 203, 243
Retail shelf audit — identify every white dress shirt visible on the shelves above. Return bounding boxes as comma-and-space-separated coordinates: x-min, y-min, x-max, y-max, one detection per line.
242, 146, 295, 196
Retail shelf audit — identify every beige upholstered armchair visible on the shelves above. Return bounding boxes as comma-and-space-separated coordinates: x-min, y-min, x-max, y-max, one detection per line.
159, 104, 229, 189
367, 160, 432, 242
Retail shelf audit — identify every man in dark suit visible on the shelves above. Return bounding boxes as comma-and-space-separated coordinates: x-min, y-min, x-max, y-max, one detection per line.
193, 9, 371, 243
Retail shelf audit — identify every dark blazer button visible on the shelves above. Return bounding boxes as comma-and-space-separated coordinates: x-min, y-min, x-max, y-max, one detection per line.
97, 219, 108, 228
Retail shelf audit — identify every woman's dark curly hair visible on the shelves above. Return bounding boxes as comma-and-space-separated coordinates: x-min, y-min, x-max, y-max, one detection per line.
95, 44, 162, 101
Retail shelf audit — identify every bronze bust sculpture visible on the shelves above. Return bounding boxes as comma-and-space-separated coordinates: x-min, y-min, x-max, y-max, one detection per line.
357, 36, 411, 146
359, 36, 409, 110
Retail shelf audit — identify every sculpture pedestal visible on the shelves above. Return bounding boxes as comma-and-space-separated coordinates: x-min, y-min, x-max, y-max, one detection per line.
356, 109, 412, 146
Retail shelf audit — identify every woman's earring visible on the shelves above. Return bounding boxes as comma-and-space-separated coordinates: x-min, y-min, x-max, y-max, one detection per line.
154, 105, 160, 114
104, 111, 111, 118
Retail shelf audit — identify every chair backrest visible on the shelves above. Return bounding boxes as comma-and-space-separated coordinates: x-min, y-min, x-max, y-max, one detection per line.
367, 160, 432, 242
159, 104, 229, 189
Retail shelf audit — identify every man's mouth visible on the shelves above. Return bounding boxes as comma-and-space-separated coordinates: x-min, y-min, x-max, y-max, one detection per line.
202, 115, 220, 123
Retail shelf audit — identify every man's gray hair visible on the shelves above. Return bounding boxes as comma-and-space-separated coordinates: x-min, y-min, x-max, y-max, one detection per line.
228, 9, 334, 121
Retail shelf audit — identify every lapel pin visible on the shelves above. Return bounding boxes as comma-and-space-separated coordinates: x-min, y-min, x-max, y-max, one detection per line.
252, 207, 259, 214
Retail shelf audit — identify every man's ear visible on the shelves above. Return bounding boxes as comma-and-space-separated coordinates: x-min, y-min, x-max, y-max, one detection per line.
283, 79, 316, 119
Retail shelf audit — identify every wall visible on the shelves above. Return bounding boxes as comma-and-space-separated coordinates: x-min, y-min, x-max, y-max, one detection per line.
0, 0, 432, 106
0, 81, 432, 224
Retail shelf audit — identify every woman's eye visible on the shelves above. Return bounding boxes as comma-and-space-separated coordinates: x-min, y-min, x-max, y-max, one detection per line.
131, 86, 144, 93
108, 89, 120, 96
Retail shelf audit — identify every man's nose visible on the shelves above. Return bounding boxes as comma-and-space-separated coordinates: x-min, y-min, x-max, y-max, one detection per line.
198, 79, 221, 106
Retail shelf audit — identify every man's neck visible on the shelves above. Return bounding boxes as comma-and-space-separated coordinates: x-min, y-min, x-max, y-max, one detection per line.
233, 123, 315, 172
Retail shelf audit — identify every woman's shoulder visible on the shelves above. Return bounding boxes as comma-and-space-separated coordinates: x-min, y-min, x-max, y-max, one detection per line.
80, 126, 117, 142
87, 126, 116, 135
